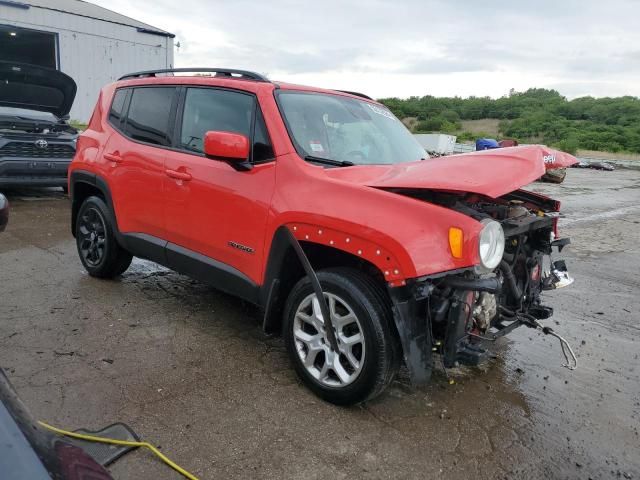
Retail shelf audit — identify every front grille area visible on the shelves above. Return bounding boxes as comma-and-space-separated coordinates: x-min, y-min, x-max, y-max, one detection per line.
0, 141, 75, 159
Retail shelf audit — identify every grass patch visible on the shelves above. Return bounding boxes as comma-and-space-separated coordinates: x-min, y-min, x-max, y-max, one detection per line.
69, 120, 87, 130
459, 119, 501, 137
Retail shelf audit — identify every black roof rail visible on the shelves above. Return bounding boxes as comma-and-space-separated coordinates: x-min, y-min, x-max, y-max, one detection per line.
118, 68, 269, 82
335, 90, 373, 100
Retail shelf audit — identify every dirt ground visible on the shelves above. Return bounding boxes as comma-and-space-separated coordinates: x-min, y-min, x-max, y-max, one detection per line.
1, 168, 639, 480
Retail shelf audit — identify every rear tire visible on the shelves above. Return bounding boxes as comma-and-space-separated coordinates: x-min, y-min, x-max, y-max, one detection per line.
283, 267, 399, 405
75, 196, 132, 278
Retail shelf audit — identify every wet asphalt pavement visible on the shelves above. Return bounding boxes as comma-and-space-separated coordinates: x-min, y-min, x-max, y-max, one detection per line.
0, 168, 639, 479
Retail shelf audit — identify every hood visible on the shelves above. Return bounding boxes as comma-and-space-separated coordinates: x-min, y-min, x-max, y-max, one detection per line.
324, 145, 578, 198
0, 62, 77, 118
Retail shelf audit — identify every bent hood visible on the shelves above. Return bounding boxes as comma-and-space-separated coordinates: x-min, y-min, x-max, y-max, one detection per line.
0, 62, 77, 118
324, 145, 578, 198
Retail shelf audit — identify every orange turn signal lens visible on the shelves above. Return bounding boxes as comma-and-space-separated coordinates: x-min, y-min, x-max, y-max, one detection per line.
449, 227, 464, 258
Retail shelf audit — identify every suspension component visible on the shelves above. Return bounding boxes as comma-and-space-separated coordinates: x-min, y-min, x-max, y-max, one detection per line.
521, 314, 577, 370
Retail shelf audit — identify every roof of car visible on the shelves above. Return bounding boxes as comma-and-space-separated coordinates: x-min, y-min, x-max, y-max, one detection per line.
117, 75, 378, 103
115, 74, 274, 95
115, 73, 379, 104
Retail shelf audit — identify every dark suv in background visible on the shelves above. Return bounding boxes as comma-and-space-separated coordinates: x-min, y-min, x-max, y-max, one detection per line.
0, 62, 78, 189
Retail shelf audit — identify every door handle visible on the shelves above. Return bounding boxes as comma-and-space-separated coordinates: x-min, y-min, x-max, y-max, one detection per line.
104, 151, 123, 163
165, 169, 192, 181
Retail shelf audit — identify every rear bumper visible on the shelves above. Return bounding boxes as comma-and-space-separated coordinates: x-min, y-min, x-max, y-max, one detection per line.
0, 158, 70, 187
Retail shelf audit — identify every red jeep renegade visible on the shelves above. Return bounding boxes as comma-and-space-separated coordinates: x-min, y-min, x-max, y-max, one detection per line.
70, 68, 576, 405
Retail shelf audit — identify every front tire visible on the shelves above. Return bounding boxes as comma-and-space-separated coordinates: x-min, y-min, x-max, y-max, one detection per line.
283, 268, 399, 405
75, 196, 132, 278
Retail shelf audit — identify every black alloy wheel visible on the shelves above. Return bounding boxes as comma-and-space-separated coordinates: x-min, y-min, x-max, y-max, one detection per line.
78, 206, 107, 267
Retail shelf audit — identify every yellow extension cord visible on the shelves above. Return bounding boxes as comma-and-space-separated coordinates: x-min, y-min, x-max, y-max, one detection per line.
37, 421, 199, 480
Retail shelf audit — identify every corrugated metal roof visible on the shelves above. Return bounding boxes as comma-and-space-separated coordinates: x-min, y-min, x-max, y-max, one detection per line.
17, 0, 174, 37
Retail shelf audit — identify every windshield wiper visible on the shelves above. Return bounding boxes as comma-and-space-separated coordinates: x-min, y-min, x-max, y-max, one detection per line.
304, 155, 354, 167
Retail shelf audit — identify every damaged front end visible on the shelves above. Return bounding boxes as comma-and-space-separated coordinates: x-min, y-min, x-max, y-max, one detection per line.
389, 188, 575, 384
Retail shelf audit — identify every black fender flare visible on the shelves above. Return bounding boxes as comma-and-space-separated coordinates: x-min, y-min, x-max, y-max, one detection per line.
69, 170, 118, 238
260, 226, 298, 333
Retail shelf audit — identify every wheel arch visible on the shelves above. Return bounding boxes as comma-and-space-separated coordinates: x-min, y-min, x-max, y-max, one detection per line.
261, 225, 396, 336
69, 170, 116, 237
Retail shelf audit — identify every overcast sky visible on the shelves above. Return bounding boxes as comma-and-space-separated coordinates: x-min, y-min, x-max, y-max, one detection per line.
94, 0, 640, 100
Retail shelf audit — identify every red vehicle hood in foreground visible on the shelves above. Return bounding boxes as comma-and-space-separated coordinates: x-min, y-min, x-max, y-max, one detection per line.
324, 145, 578, 198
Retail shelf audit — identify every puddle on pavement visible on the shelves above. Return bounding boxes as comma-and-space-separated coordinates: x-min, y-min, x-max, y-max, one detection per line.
128, 257, 171, 275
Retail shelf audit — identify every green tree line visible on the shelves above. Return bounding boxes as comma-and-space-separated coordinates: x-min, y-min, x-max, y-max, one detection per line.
378, 88, 640, 154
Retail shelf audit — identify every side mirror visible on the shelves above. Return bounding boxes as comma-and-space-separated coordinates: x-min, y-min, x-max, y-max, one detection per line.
203, 131, 252, 170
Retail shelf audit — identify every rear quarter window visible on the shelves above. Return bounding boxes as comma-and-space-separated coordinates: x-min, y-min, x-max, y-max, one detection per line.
108, 89, 127, 127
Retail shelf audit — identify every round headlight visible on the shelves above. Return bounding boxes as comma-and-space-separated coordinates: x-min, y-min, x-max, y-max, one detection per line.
478, 219, 505, 270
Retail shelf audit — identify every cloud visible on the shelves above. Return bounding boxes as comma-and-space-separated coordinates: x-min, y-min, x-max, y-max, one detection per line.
91, 0, 640, 99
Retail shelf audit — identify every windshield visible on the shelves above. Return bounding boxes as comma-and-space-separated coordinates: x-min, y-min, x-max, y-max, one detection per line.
278, 91, 427, 166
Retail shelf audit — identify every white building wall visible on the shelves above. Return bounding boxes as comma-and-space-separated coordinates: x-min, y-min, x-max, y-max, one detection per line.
0, 5, 173, 121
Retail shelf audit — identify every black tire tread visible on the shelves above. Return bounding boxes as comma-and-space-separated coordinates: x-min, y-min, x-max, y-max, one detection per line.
342, 268, 402, 391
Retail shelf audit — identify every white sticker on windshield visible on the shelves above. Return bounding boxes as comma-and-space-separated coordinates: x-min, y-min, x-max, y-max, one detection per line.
310, 140, 324, 153
367, 104, 396, 121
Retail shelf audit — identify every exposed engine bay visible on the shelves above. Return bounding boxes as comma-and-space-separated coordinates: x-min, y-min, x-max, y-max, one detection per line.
0, 117, 77, 135
391, 188, 575, 369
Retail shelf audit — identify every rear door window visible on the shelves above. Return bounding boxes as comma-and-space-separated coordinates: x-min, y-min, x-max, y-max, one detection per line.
123, 87, 176, 146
